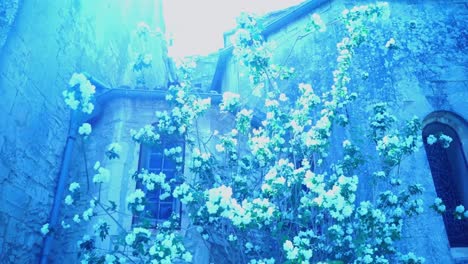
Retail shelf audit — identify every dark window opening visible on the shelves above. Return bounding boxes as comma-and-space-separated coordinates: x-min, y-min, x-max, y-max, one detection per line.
133, 137, 185, 228
423, 122, 468, 247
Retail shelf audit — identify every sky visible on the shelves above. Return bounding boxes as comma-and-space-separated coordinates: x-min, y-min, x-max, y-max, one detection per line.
163, 0, 305, 57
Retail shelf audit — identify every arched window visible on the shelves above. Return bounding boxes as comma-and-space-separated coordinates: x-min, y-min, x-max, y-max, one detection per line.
422, 111, 468, 247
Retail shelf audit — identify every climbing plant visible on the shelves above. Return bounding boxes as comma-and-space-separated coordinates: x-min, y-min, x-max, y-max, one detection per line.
42, 2, 468, 264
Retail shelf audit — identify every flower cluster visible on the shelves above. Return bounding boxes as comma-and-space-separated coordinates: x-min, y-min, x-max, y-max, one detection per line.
399, 252, 425, 264
261, 159, 294, 195
385, 37, 397, 49
249, 258, 275, 264
163, 145, 184, 171
172, 183, 194, 204
190, 148, 213, 173
126, 189, 146, 212
148, 231, 193, 263
282, 231, 316, 263
305, 13, 326, 33
40, 223, 50, 236
92, 161, 110, 183
63, 73, 96, 114
369, 103, 396, 141
131, 124, 161, 145
78, 123, 92, 137
136, 169, 171, 199
64, 182, 81, 206
454, 205, 468, 220
236, 108, 253, 134
431, 197, 446, 214
231, 13, 275, 95
374, 114, 422, 167
426, 133, 453, 148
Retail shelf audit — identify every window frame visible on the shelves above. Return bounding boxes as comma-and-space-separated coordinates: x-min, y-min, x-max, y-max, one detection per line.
132, 136, 185, 228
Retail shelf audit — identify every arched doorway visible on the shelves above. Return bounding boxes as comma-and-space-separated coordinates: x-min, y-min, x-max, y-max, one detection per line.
423, 111, 468, 247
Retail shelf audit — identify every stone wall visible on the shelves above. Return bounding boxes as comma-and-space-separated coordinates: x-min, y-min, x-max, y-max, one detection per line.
0, 0, 170, 262
191, 53, 220, 92
52, 93, 220, 263
217, 0, 467, 263
53, 96, 169, 262
0, 0, 19, 53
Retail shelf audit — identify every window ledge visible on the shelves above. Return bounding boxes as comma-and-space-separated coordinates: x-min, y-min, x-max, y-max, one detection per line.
451, 247, 468, 264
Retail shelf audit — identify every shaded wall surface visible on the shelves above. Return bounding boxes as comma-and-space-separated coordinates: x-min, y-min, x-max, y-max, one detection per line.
218, 0, 467, 263
53, 95, 218, 263
0, 0, 169, 262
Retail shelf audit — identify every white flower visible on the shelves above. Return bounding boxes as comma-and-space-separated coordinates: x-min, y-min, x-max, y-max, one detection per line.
65, 195, 74, 205
439, 134, 453, 148
455, 205, 465, 213
388, 195, 398, 204
342, 204, 354, 216
82, 208, 94, 221
63, 91, 79, 110
363, 255, 373, 264
437, 204, 446, 212
105, 254, 116, 264
342, 140, 352, 148
40, 223, 50, 235
426, 134, 437, 145
78, 123, 92, 136
127, 189, 145, 212
61, 220, 70, 229
279, 93, 288, 102
69, 182, 80, 192
283, 240, 294, 251
125, 233, 136, 245
73, 214, 81, 223
374, 171, 386, 178
182, 252, 193, 262
385, 38, 396, 49
215, 144, 225, 152
93, 167, 110, 183
69, 73, 87, 87
311, 13, 326, 32
245, 242, 254, 251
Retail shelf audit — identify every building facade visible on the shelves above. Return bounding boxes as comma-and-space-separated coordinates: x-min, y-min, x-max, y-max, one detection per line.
0, 0, 467, 263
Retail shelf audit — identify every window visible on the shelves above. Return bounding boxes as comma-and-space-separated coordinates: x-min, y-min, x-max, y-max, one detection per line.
423, 111, 468, 247
133, 136, 185, 227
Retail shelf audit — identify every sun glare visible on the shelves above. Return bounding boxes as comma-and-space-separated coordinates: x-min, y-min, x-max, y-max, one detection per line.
163, 0, 305, 57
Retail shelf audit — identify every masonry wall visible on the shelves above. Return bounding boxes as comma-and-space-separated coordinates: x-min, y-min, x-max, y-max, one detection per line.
52, 97, 167, 262
0, 0, 170, 262
53, 95, 220, 263
218, 0, 467, 263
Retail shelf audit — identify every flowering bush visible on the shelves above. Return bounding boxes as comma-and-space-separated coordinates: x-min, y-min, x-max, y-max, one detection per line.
44, 2, 466, 264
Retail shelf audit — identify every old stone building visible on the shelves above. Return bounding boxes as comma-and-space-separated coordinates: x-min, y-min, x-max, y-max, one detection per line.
0, 0, 466, 263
